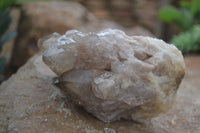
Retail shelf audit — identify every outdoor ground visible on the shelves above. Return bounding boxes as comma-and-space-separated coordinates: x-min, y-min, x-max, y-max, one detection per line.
183, 55, 200, 92
0, 54, 199, 133
0, 1, 200, 132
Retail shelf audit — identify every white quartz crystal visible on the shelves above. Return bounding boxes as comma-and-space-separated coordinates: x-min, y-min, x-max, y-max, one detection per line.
41, 29, 185, 123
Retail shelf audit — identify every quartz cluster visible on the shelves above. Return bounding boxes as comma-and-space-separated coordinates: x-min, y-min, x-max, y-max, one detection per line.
40, 29, 185, 123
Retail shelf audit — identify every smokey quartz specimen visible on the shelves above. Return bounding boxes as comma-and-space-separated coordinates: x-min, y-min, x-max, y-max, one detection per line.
40, 29, 185, 123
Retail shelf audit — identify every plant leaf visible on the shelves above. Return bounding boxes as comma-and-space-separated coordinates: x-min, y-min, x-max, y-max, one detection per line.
191, 0, 200, 16
158, 6, 182, 23
0, 10, 7, 18
0, 0, 14, 12
180, 0, 190, 8
0, 57, 5, 74
171, 25, 200, 53
0, 31, 16, 50
15, 0, 49, 5
0, 12, 11, 38
0, 0, 3, 5
174, 9, 193, 31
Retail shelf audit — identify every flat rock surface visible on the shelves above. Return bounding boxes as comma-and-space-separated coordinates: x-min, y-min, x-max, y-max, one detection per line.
0, 55, 199, 133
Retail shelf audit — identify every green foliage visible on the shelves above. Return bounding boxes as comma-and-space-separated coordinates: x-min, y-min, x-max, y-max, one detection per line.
179, 0, 190, 8
172, 25, 200, 52
0, 57, 5, 74
0, 0, 16, 74
0, 0, 14, 12
158, 6, 182, 23
191, 0, 200, 16
16, 0, 49, 5
158, 0, 200, 31
158, 0, 200, 53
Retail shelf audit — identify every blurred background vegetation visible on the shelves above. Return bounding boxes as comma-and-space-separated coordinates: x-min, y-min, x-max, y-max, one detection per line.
159, 0, 200, 53
0, 0, 16, 79
0, 0, 199, 82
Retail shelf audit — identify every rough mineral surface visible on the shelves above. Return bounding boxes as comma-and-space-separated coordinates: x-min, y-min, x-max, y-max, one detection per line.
41, 29, 185, 123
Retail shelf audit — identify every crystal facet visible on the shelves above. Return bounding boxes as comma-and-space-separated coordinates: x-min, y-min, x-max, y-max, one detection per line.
41, 29, 185, 123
